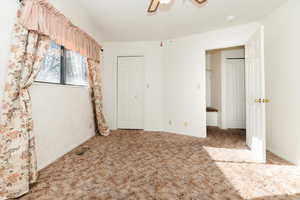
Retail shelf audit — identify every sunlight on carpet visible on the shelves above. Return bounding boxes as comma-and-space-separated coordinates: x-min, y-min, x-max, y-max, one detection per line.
204, 146, 300, 200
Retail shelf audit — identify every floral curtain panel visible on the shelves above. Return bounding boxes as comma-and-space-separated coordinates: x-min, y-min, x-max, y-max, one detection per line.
87, 59, 110, 136
0, 23, 49, 199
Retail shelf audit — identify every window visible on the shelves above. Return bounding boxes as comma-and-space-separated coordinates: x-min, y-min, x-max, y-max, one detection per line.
36, 41, 88, 86
36, 41, 61, 83
65, 50, 88, 85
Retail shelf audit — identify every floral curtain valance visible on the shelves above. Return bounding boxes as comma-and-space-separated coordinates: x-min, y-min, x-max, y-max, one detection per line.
19, 0, 102, 62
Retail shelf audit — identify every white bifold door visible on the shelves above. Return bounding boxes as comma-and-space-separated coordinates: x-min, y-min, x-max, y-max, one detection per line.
245, 27, 266, 163
117, 56, 144, 130
225, 58, 246, 129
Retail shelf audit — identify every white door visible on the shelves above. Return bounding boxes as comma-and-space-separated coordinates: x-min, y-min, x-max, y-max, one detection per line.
117, 56, 144, 129
245, 27, 266, 162
225, 59, 246, 129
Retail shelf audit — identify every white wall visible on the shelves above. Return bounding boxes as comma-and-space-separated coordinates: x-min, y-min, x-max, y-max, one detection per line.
31, 84, 95, 170
163, 23, 260, 137
102, 41, 164, 131
0, 1, 103, 170
263, 0, 300, 165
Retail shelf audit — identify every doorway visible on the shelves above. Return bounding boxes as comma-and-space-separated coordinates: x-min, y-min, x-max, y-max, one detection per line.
117, 56, 144, 130
204, 26, 267, 163
205, 46, 246, 130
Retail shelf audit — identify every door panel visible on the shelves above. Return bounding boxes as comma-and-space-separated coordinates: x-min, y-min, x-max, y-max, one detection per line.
245, 27, 266, 162
117, 57, 144, 129
225, 59, 246, 129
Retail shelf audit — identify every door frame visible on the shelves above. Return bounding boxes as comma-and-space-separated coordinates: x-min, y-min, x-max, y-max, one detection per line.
205, 47, 246, 129
204, 27, 266, 163
116, 55, 145, 130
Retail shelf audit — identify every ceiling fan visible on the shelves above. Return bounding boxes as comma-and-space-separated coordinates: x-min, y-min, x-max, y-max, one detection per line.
148, 0, 207, 13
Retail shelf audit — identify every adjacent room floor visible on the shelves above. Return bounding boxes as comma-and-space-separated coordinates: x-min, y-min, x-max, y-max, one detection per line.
19, 128, 300, 200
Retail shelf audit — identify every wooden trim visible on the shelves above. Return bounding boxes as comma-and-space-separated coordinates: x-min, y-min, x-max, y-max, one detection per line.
206, 107, 218, 112
148, 0, 160, 13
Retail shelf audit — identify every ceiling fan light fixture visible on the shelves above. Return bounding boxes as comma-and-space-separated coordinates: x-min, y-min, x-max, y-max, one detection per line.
148, 0, 207, 13
148, 0, 160, 13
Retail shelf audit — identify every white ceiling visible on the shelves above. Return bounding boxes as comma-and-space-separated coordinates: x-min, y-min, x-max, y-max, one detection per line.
77, 0, 286, 41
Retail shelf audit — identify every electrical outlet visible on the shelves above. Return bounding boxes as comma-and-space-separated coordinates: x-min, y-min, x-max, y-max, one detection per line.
184, 121, 188, 128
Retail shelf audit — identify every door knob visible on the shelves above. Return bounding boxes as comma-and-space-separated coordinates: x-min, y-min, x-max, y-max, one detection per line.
255, 98, 270, 103
255, 98, 262, 103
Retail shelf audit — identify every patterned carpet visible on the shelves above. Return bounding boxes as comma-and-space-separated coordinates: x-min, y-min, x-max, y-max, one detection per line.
19, 128, 300, 200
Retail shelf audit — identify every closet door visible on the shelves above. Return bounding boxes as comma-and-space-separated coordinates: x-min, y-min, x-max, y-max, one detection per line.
117, 56, 144, 129
225, 59, 246, 129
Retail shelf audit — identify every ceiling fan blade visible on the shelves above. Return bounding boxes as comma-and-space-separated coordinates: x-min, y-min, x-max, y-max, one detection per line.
148, 0, 160, 13
194, 0, 207, 4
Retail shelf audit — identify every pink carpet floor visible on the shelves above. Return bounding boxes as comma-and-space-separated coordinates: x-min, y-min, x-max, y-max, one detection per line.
19, 128, 300, 200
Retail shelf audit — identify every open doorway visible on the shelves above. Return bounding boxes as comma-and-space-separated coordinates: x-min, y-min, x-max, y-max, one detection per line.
204, 27, 266, 163
206, 46, 246, 129
205, 46, 247, 142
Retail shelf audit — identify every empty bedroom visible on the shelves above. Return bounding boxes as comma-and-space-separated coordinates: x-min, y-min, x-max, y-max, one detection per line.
0, 0, 300, 199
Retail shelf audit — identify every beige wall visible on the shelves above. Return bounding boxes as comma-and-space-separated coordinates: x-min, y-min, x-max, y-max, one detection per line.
263, 0, 300, 165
